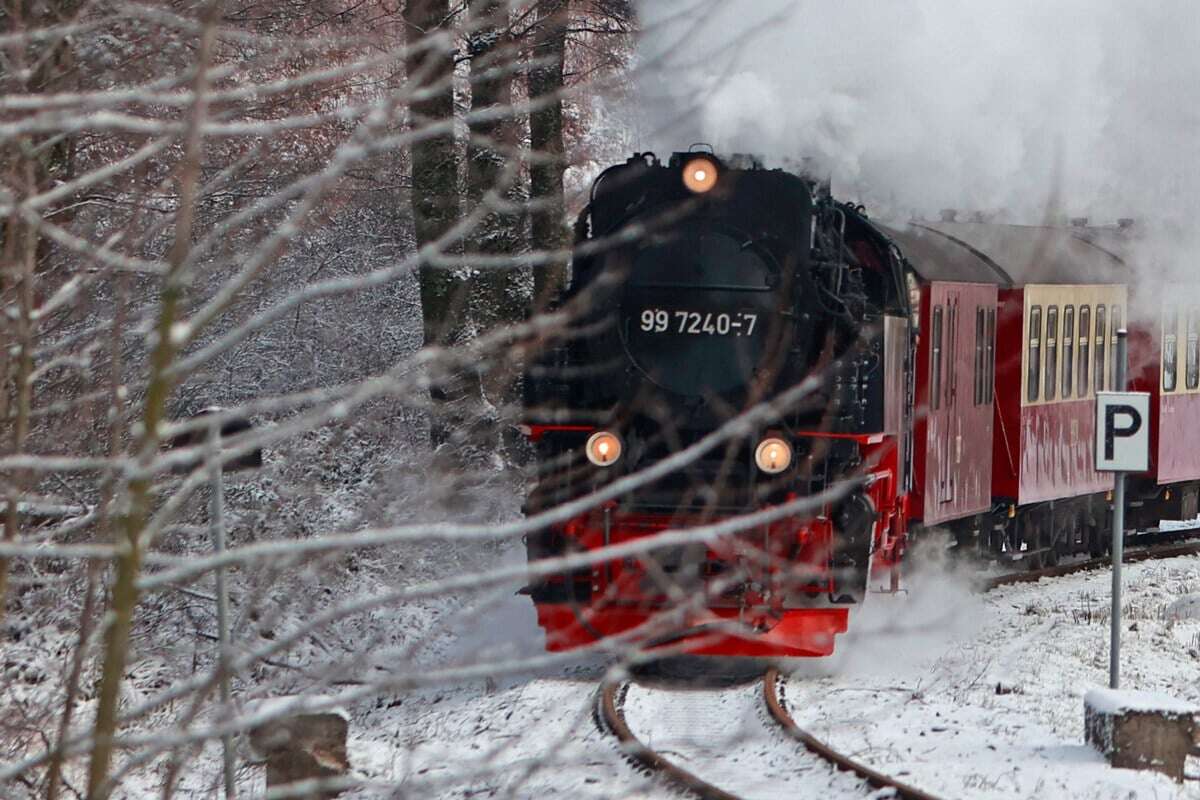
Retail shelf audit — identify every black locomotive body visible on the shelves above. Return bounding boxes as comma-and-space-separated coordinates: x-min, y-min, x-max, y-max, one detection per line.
521, 151, 914, 657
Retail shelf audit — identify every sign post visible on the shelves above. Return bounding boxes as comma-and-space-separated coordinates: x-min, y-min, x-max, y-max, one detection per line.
166, 407, 261, 799
1094, 329, 1148, 689
208, 418, 237, 800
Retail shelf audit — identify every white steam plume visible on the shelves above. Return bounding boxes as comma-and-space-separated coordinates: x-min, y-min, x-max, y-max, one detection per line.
634, 0, 1200, 235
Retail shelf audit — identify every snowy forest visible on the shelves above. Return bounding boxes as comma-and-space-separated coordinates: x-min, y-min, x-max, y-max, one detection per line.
4, 1, 1200, 798
0, 0, 643, 795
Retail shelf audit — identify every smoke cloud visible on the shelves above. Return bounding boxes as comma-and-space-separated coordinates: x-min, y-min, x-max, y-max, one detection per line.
633, 0, 1200, 240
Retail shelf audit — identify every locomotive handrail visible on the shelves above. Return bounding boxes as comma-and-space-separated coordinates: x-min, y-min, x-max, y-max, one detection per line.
627, 282, 773, 292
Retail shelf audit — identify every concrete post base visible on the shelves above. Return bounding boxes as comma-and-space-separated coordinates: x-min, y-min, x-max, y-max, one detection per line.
1084, 687, 1197, 782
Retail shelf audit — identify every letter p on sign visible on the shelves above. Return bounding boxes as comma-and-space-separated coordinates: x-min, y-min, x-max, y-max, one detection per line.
1095, 392, 1150, 472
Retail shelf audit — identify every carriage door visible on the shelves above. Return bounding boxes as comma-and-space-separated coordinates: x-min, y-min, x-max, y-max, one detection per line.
924, 283, 996, 525
940, 292, 960, 503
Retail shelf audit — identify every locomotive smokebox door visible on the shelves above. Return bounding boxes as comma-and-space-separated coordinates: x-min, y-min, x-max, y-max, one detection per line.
620, 224, 781, 398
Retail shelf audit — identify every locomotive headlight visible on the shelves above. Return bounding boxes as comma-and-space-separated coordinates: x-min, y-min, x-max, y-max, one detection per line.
682, 156, 719, 194
585, 431, 623, 467
754, 437, 793, 474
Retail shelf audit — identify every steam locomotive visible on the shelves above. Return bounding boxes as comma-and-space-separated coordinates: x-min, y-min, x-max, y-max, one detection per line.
520, 149, 1198, 658
520, 151, 912, 657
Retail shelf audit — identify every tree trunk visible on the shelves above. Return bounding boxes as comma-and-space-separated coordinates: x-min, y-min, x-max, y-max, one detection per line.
404, 0, 464, 348
527, 0, 570, 310
466, 0, 526, 328
406, 0, 476, 449
466, 0, 527, 421
0, 0, 79, 619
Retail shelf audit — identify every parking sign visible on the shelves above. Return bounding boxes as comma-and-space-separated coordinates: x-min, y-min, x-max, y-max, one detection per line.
1094, 392, 1150, 472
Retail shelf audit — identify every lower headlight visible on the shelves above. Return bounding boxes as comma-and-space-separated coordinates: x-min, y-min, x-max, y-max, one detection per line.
754, 437, 792, 474
585, 431, 623, 467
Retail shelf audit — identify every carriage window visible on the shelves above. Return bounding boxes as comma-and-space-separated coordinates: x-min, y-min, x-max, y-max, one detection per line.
1110, 305, 1122, 390
1095, 305, 1107, 394
975, 307, 985, 405
1164, 308, 1179, 393
1062, 306, 1075, 397
932, 306, 943, 410
1187, 310, 1199, 390
986, 308, 996, 402
1078, 305, 1091, 396
1027, 305, 1042, 402
1045, 306, 1059, 401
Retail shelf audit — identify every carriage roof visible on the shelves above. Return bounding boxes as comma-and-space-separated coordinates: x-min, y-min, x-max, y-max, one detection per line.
879, 221, 1134, 287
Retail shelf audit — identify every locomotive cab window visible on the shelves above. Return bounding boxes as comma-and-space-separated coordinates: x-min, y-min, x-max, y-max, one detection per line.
1027, 305, 1042, 402
1044, 306, 1059, 401
1078, 305, 1091, 397
1095, 305, 1107, 394
1062, 306, 1075, 397
1164, 308, 1179, 393
1187, 310, 1199, 391
932, 306, 943, 410
1110, 305, 1122, 390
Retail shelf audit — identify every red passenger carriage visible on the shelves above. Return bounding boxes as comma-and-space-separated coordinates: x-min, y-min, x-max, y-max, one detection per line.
884, 221, 1141, 563
1125, 291, 1200, 526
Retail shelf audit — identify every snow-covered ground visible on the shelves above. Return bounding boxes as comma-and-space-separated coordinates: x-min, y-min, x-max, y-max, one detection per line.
620, 680, 872, 798
347, 552, 1200, 799
787, 554, 1200, 799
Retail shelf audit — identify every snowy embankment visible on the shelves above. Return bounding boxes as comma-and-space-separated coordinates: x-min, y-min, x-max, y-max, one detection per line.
351, 553, 1200, 799
787, 554, 1200, 800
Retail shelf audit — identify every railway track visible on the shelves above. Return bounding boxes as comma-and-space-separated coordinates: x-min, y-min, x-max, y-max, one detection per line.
591, 527, 1200, 798
980, 528, 1200, 591
597, 667, 944, 800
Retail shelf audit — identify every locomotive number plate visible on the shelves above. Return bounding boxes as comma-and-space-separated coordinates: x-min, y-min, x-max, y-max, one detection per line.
638, 308, 758, 336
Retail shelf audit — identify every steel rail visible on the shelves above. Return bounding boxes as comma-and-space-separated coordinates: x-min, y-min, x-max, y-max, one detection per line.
980, 540, 1200, 592
598, 674, 948, 800
762, 668, 947, 800
597, 680, 741, 800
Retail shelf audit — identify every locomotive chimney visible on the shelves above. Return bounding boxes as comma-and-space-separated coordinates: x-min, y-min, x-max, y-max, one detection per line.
939, 209, 957, 222
794, 156, 832, 198
727, 152, 764, 170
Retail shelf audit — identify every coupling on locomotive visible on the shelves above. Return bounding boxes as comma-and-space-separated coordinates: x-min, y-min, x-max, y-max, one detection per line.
520, 148, 1200, 659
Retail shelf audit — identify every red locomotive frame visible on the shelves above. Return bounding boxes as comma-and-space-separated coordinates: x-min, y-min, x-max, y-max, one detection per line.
527, 428, 907, 658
